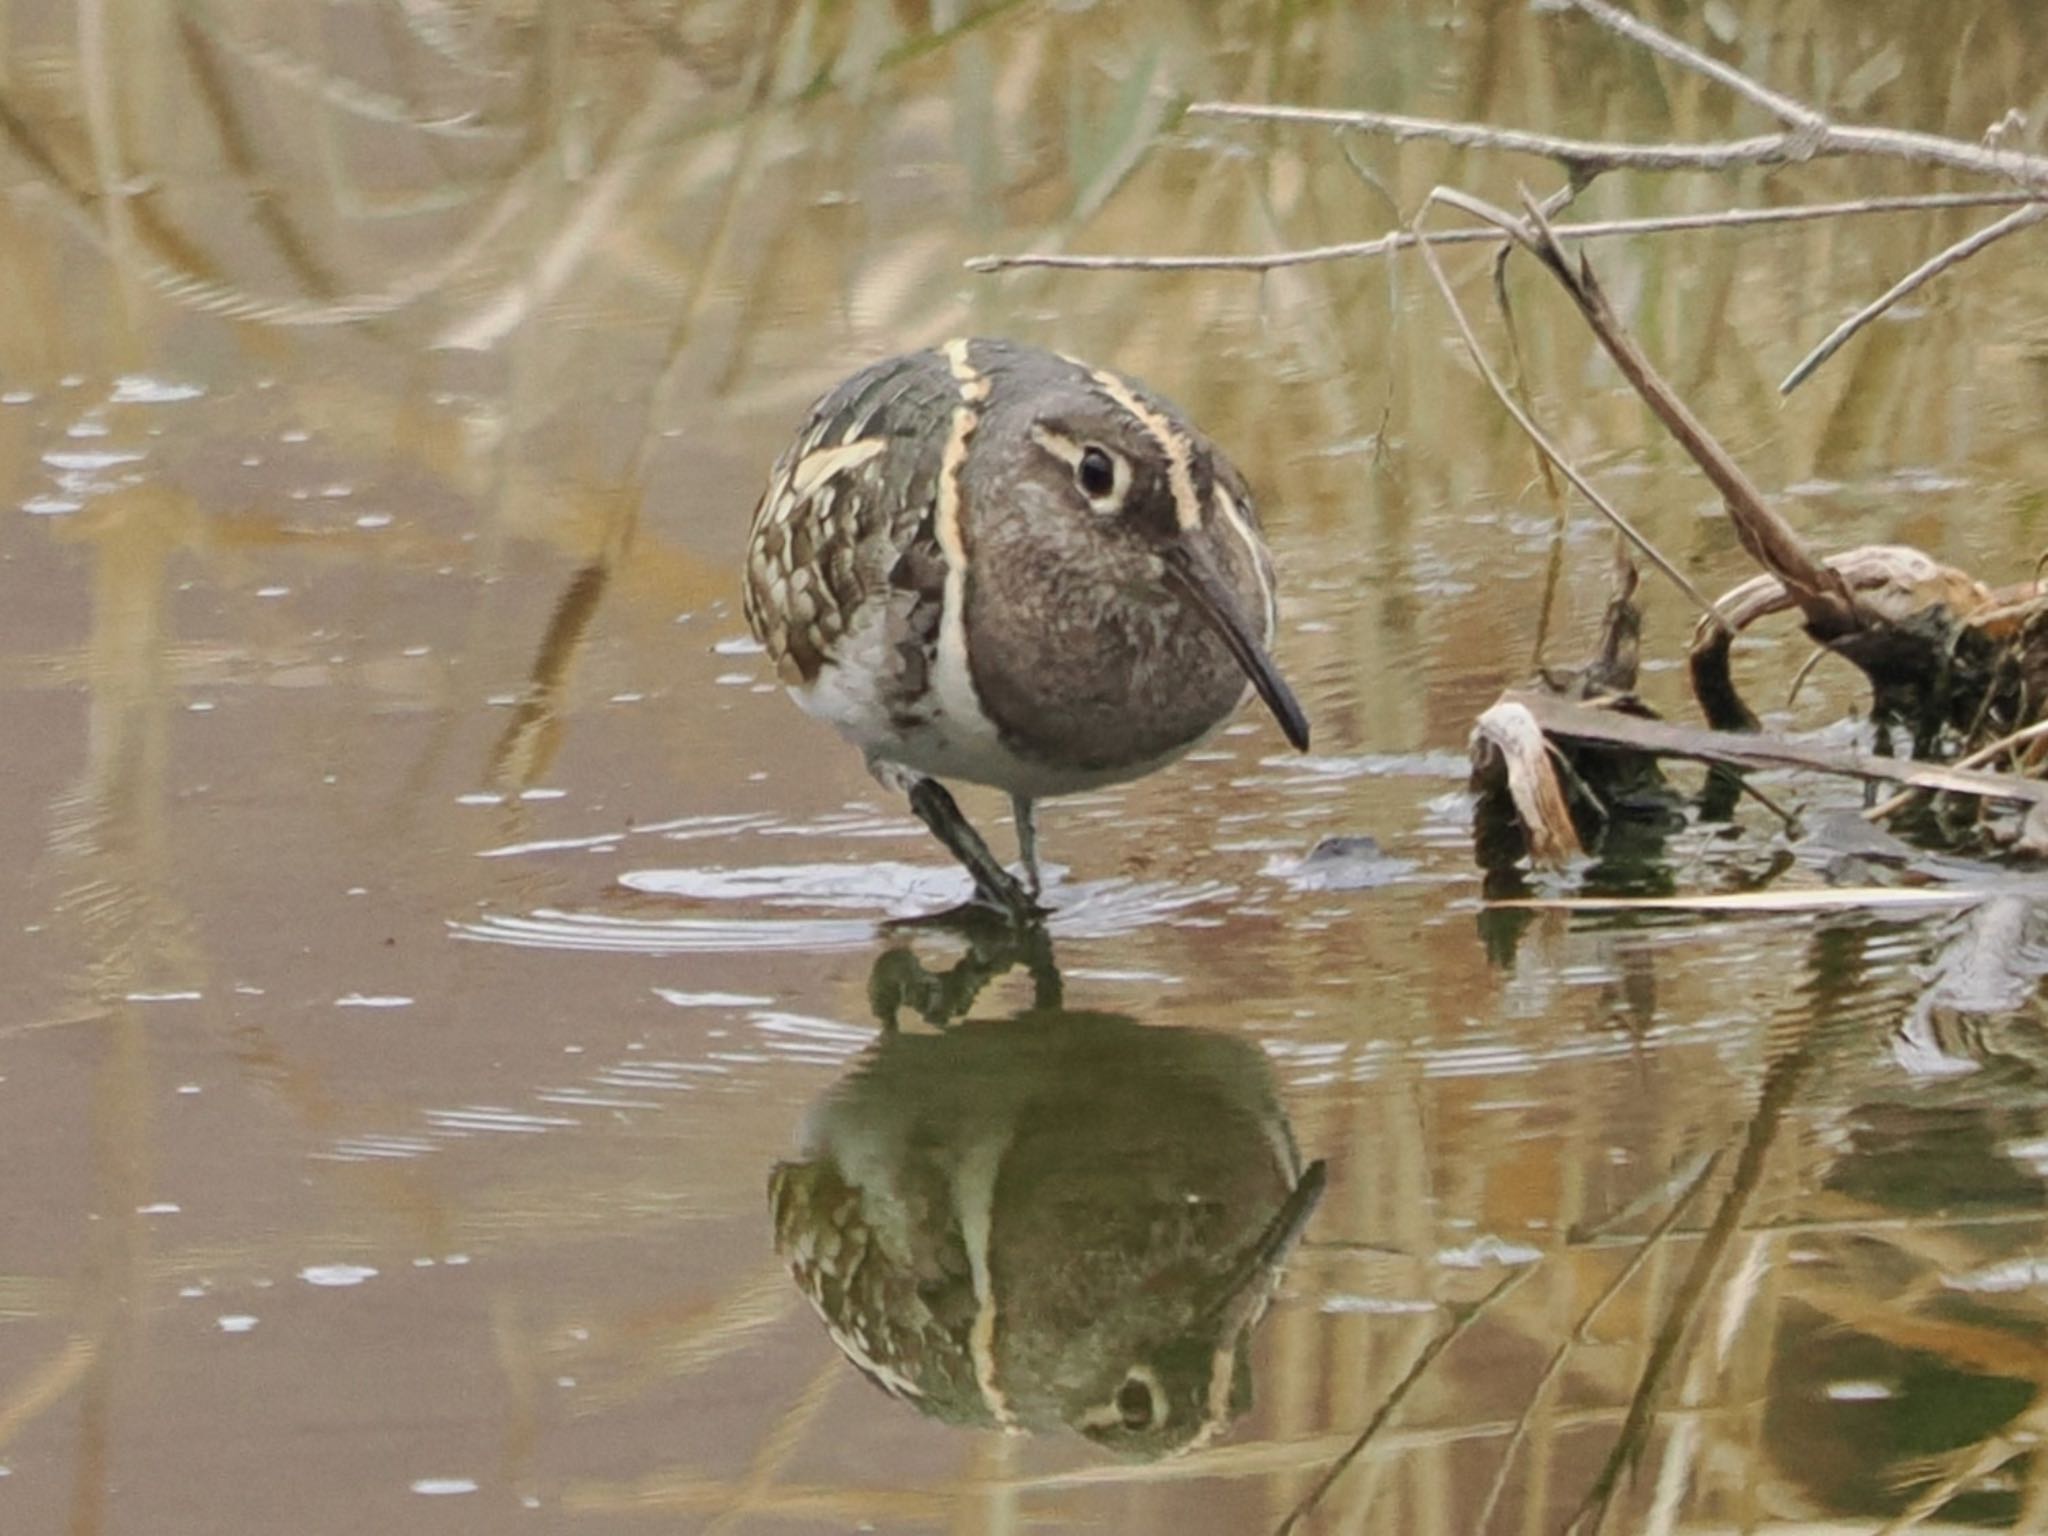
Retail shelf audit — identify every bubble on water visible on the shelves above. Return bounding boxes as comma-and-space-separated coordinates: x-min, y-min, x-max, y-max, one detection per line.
335, 995, 414, 1009
217, 1315, 259, 1333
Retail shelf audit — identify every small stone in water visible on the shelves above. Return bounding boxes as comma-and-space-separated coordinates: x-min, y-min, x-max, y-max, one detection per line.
1286, 834, 1416, 890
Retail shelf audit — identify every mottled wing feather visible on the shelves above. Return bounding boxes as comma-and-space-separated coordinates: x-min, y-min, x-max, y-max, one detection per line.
743, 351, 957, 691
768, 1159, 985, 1422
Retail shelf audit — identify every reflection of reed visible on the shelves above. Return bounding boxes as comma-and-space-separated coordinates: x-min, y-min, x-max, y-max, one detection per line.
5, 488, 203, 1530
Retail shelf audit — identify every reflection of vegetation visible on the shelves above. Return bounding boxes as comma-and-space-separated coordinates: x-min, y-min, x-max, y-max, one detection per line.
771, 989, 1324, 1458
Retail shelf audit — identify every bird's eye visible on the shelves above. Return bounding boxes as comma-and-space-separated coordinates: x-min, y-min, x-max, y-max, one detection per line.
1077, 446, 1117, 500
1115, 1373, 1156, 1431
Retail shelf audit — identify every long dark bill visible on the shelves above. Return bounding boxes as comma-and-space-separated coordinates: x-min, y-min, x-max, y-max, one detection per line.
1196, 1159, 1329, 1333
1164, 543, 1311, 751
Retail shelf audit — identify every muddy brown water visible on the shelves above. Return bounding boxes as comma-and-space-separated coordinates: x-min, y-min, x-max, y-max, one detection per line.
4, 2, 2048, 1532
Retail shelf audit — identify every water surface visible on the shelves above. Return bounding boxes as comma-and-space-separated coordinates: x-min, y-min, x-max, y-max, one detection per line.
3, 2, 2048, 1532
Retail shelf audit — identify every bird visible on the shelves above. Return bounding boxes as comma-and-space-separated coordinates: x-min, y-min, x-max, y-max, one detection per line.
742, 337, 1309, 919
768, 1005, 1327, 1457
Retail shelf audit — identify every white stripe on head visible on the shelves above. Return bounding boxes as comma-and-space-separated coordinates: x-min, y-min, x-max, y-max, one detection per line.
1212, 484, 1277, 643
1089, 368, 1201, 532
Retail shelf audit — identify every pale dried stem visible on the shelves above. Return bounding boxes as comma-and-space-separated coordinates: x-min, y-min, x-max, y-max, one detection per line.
1510, 690, 2048, 808
1186, 98, 2048, 192
1780, 200, 2048, 393
1412, 188, 1722, 628
968, 193, 2038, 274
1863, 717, 2048, 823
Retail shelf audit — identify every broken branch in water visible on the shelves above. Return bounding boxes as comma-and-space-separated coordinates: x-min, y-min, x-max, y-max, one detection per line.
1864, 718, 2048, 824
1503, 691, 2048, 810
1471, 700, 1584, 868
1688, 546, 1997, 733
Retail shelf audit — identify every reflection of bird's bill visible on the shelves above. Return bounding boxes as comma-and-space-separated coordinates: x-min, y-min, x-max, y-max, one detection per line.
1162, 542, 1311, 751
1198, 1158, 1328, 1336
1178, 1160, 1327, 1455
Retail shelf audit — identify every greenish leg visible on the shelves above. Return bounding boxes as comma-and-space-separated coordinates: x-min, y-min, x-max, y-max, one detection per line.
1011, 793, 1042, 897
905, 777, 1040, 921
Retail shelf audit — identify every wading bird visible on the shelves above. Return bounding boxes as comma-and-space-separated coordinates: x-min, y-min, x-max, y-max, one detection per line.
743, 338, 1309, 919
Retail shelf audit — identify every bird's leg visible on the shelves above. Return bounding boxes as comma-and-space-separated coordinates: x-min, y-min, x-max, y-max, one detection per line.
1011, 794, 1042, 897
903, 776, 1041, 920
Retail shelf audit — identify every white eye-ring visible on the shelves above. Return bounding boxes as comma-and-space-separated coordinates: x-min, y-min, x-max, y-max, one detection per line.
1031, 425, 1129, 514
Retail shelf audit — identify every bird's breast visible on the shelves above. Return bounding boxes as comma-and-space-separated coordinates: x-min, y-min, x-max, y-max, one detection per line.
962, 556, 1254, 779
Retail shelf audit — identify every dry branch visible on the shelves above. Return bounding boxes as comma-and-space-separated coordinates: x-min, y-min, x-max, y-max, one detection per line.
1506, 193, 1862, 638
1780, 201, 2048, 393
1188, 98, 2048, 191
1505, 691, 2048, 810
966, 192, 2037, 275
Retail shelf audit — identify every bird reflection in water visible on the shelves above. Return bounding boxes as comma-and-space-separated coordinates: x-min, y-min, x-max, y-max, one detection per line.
769, 925, 1325, 1458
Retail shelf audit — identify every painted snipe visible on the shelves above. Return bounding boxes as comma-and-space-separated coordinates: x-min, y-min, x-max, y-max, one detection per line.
742, 338, 1309, 919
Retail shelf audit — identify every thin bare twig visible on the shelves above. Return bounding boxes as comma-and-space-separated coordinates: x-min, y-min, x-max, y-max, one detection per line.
967, 192, 2037, 274
1567, 0, 1825, 132
1188, 100, 2048, 191
1411, 188, 1723, 628
1780, 200, 2048, 393
1191, 102, 1814, 174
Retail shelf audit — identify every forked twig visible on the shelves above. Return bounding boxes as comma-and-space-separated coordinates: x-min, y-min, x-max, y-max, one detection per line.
1411, 188, 1721, 629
